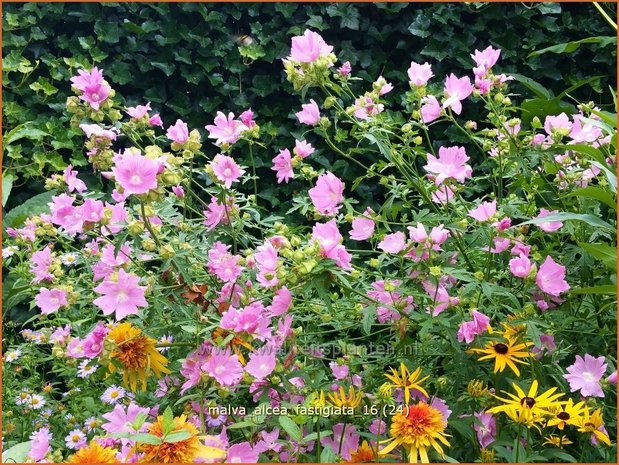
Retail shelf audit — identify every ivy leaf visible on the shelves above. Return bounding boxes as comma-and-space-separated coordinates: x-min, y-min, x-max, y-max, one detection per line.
94, 21, 120, 44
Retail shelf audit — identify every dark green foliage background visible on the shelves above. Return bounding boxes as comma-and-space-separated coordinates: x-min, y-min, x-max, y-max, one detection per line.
2, 1, 616, 211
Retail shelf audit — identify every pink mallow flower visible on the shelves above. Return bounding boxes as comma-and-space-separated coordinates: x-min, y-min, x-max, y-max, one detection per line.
112, 151, 161, 195
536, 256, 570, 296
535, 208, 563, 233
544, 113, 572, 137
321, 423, 359, 461
227, 442, 259, 463
245, 351, 277, 380
420, 95, 441, 123
289, 29, 333, 63
166, 119, 189, 144
468, 200, 497, 222
295, 99, 320, 126
308, 172, 344, 216
338, 61, 352, 76
126, 102, 151, 119
204, 349, 244, 387
210, 154, 245, 188
471, 46, 501, 76
70, 67, 111, 110
408, 61, 433, 86
378, 231, 407, 253
424, 145, 472, 184
294, 139, 315, 158
93, 269, 148, 320
473, 412, 496, 448
509, 255, 532, 278
101, 403, 150, 435
272, 148, 294, 184
457, 310, 490, 343
28, 428, 52, 462
442, 74, 474, 115
564, 354, 607, 398
205, 112, 248, 146
30, 246, 55, 284
35, 288, 68, 315
349, 212, 375, 241
64, 164, 86, 193
312, 220, 352, 270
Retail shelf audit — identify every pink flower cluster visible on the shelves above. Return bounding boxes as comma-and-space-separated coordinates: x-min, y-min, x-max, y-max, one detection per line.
70, 67, 111, 110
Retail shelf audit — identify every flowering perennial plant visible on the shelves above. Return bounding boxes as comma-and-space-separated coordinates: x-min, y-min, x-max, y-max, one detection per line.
2, 29, 616, 464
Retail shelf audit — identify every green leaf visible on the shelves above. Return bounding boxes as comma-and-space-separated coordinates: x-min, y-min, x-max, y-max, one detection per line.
129, 433, 162, 445
278, 416, 302, 442
162, 406, 175, 435
3, 173, 14, 207
579, 242, 617, 270
2, 441, 32, 463
564, 186, 616, 211
520, 98, 576, 125
510, 73, 553, 99
518, 212, 614, 231
528, 36, 616, 58
164, 430, 192, 443
152, 61, 176, 77
3, 190, 56, 232
3, 123, 49, 146
320, 445, 337, 462
589, 160, 617, 194
362, 305, 376, 336
94, 21, 120, 43
570, 285, 616, 295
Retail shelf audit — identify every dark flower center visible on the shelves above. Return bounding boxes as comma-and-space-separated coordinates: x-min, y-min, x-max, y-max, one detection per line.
557, 412, 570, 421
493, 343, 509, 354
520, 397, 536, 408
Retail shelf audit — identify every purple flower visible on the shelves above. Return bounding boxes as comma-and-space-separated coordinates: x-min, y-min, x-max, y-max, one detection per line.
473, 412, 496, 448
564, 354, 607, 397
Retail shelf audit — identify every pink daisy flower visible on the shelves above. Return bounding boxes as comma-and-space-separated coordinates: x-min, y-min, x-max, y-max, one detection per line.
93, 269, 148, 320
210, 154, 245, 188
308, 172, 344, 216
564, 354, 607, 397
203, 349, 243, 387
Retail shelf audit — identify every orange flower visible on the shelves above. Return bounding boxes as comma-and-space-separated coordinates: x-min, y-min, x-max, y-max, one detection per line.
139, 414, 226, 463
380, 402, 450, 463
107, 322, 170, 391
68, 441, 117, 463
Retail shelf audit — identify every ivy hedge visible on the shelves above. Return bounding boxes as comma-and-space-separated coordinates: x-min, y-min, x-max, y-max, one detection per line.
2, 1, 616, 212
